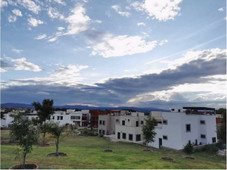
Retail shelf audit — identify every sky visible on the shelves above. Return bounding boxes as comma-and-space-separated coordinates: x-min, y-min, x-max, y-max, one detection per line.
1, 0, 226, 109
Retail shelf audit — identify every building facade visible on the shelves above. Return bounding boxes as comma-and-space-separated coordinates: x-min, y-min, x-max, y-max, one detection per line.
148, 107, 217, 150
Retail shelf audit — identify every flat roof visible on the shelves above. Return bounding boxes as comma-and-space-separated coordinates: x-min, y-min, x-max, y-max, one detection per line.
183, 107, 215, 111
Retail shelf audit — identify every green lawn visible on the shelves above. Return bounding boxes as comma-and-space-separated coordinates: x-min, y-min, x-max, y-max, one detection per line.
1, 130, 226, 169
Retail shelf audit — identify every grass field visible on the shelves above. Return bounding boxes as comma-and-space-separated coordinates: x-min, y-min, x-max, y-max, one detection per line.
1, 130, 226, 169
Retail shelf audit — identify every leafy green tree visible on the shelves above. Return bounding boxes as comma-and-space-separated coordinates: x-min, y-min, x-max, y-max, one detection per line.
10, 113, 38, 168
142, 115, 157, 145
217, 108, 226, 144
48, 123, 65, 156
32, 99, 54, 144
39, 123, 52, 145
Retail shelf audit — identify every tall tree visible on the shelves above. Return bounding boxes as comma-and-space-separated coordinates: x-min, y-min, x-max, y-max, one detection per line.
32, 99, 54, 124
10, 113, 38, 168
48, 123, 65, 156
32, 99, 54, 144
142, 115, 157, 145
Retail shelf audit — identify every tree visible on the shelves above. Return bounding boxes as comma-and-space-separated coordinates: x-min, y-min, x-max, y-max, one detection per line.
32, 99, 54, 144
10, 113, 38, 168
39, 123, 52, 145
217, 108, 226, 144
48, 123, 65, 156
142, 115, 157, 145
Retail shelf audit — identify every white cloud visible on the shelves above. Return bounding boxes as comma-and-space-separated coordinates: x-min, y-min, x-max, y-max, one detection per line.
47, 7, 64, 19
94, 20, 102, 24
12, 9, 23, 16
64, 5, 90, 35
11, 48, 23, 53
57, 27, 65, 31
8, 15, 17, 22
91, 34, 157, 58
218, 8, 224, 12
11, 58, 42, 72
137, 22, 146, 26
53, 0, 66, 5
112, 4, 131, 17
35, 34, 47, 40
131, 0, 182, 21
28, 17, 43, 27
48, 37, 58, 42
1, 0, 8, 8
18, 0, 41, 14
159, 39, 168, 46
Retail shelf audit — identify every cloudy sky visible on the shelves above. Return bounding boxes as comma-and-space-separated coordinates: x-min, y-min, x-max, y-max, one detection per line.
1, 0, 226, 109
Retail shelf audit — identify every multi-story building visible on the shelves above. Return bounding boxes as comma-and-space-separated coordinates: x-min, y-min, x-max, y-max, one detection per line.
50, 109, 90, 127
98, 110, 147, 144
148, 107, 217, 150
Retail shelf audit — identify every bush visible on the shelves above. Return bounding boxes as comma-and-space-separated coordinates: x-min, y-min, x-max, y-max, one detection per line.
183, 143, 193, 154
201, 144, 218, 154
216, 140, 225, 150
80, 128, 98, 136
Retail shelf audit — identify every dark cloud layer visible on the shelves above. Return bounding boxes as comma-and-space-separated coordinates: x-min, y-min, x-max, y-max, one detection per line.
1, 50, 226, 107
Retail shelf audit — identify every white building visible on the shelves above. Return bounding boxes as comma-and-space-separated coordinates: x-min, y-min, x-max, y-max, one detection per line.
98, 110, 147, 144
148, 107, 217, 150
50, 109, 90, 127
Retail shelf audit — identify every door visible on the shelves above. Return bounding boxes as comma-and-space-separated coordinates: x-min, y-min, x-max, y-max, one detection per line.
159, 138, 162, 148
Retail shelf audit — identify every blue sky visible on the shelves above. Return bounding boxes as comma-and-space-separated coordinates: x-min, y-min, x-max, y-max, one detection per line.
1, 0, 226, 108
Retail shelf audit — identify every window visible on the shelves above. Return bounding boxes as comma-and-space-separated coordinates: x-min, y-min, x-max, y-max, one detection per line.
129, 134, 133, 141
163, 135, 168, 140
141, 121, 144, 125
102, 130, 105, 135
60, 116, 63, 120
122, 133, 126, 139
136, 121, 139, 127
52, 116, 55, 119
128, 119, 130, 122
99, 120, 102, 125
116, 119, 119, 122
122, 120, 125, 126
212, 137, 216, 143
117, 132, 120, 139
103, 121, 105, 125
136, 134, 141, 141
200, 120, 205, 124
71, 116, 80, 119
99, 130, 101, 134
57, 116, 63, 120
178, 109, 181, 112
171, 108, 175, 112
186, 124, 191, 132
188, 140, 191, 144
163, 120, 168, 125
201, 134, 206, 138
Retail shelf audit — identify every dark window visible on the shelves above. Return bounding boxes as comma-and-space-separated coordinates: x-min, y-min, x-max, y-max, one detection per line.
200, 120, 205, 124
186, 124, 191, 132
188, 140, 191, 144
129, 134, 133, 141
61, 116, 63, 120
99, 130, 101, 134
116, 119, 119, 122
212, 137, 216, 143
171, 108, 175, 112
57, 116, 59, 120
122, 133, 126, 139
163, 120, 168, 125
52, 116, 55, 119
136, 134, 141, 141
201, 134, 206, 138
136, 121, 139, 127
141, 121, 144, 125
71, 116, 80, 119
163, 135, 168, 140
103, 121, 105, 125
99, 120, 102, 125
102, 130, 105, 135
122, 120, 125, 126
118, 132, 120, 139
178, 109, 181, 112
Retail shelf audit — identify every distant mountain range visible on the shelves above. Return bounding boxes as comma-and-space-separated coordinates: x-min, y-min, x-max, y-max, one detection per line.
1, 103, 169, 114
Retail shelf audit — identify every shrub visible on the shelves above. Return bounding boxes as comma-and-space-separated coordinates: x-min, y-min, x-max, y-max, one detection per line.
201, 144, 218, 154
183, 143, 193, 154
81, 128, 98, 136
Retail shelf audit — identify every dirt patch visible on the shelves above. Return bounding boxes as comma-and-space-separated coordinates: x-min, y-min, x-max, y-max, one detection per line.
46, 152, 67, 157
104, 149, 113, 152
161, 157, 175, 162
9, 164, 38, 169
143, 149, 152, 152
185, 156, 195, 160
